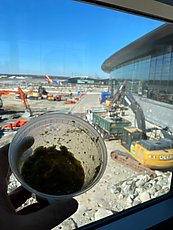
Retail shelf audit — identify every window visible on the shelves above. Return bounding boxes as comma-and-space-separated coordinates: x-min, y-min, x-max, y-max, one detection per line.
0, 0, 173, 229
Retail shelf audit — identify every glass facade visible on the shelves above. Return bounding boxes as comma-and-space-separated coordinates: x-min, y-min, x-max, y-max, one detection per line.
110, 46, 173, 104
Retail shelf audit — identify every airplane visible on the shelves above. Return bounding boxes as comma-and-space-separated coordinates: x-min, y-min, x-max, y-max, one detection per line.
45, 75, 63, 86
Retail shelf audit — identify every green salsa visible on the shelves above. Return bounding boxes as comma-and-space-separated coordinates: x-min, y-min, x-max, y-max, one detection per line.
21, 145, 85, 195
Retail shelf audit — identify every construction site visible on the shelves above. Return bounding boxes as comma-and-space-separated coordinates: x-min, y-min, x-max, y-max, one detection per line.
0, 79, 173, 229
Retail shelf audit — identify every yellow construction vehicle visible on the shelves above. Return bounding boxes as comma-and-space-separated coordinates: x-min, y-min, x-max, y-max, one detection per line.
111, 89, 173, 170
120, 126, 173, 170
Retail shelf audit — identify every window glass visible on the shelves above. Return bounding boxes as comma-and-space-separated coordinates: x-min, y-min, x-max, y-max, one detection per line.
0, 0, 172, 229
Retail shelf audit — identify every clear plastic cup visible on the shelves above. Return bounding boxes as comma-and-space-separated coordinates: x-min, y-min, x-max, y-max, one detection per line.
8, 112, 107, 201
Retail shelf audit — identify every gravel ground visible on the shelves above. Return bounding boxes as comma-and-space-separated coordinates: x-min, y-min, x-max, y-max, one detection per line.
1, 92, 172, 229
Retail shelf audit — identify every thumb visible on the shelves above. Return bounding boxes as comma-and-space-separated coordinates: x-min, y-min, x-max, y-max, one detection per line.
16, 136, 35, 154
19, 198, 78, 230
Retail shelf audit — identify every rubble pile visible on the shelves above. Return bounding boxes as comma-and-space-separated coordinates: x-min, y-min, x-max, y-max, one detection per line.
57, 170, 171, 229
110, 170, 171, 208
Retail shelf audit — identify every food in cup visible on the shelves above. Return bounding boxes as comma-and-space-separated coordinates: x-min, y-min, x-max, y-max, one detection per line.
21, 145, 85, 195
8, 113, 107, 200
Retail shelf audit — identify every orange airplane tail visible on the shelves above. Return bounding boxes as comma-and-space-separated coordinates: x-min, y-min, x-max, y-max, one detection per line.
45, 75, 52, 83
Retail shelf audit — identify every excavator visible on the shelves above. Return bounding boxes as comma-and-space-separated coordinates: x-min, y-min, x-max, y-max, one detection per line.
0, 87, 32, 117
105, 80, 128, 117
111, 84, 173, 170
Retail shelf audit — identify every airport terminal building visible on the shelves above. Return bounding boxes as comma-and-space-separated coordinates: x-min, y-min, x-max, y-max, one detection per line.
102, 23, 173, 130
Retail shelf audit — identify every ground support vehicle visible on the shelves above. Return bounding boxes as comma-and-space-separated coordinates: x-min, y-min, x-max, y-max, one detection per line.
47, 93, 55, 101
100, 91, 110, 104
26, 91, 42, 100
86, 107, 131, 140
55, 94, 61, 101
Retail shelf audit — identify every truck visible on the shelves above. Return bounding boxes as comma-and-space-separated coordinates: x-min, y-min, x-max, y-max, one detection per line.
86, 107, 131, 140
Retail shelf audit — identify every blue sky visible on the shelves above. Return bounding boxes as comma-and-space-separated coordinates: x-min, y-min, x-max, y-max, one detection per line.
0, 0, 163, 78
